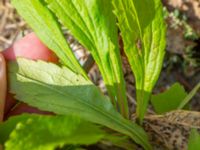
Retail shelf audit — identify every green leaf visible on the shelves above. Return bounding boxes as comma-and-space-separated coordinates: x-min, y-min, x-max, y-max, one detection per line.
151, 83, 187, 114
11, 0, 87, 78
112, 0, 166, 122
0, 114, 30, 144
178, 82, 200, 109
151, 82, 200, 112
8, 59, 152, 150
45, 0, 129, 118
188, 129, 200, 150
2, 114, 105, 150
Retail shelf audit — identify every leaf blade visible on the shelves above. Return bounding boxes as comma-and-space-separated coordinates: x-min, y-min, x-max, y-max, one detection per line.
11, 0, 87, 77
46, 0, 129, 117
113, 0, 166, 122
8, 59, 152, 150
3, 114, 105, 150
151, 83, 187, 114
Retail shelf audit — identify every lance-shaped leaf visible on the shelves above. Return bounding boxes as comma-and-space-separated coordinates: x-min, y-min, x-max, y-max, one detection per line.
112, 0, 166, 122
8, 59, 151, 150
1, 114, 105, 150
45, 0, 129, 118
11, 0, 87, 78
0, 114, 135, 150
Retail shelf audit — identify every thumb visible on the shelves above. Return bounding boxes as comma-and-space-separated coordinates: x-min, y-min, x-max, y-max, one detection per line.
0, 53, 6, 122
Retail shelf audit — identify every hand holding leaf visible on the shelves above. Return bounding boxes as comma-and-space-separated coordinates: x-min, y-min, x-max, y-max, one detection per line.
1, 33, 57, 120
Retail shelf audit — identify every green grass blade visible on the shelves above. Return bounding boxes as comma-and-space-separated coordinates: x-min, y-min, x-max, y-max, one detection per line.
178, 82, 200, 109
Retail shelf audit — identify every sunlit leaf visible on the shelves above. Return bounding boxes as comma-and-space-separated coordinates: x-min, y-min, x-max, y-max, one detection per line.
11, 0, 87, 78
0, 115, 30, 144
8, 59, 151, 150
2, 114, 105, 150
112, 0, 166, 122
45, 0, 128, 117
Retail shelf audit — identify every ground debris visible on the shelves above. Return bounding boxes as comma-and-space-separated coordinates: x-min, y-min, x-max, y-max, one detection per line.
134, 110, 200, 150
0, 0, 30, 50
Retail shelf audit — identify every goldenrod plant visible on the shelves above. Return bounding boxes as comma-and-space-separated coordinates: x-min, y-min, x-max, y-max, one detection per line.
2, 0, 199, 149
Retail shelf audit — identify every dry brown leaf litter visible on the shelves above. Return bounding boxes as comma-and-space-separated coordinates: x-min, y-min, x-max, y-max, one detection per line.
0, 0, 31, 50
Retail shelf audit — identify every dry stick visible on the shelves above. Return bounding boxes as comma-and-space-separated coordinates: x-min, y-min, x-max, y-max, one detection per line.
0, 53, 6, 122
83, 54, 95, 73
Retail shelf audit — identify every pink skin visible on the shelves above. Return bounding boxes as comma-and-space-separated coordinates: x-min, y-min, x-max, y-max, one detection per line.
2, 32, 57, 120
2, 32, 58, 62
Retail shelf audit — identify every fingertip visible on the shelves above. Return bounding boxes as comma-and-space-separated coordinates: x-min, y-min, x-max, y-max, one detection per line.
0, 53, 7, 122
2, 32, 58, 62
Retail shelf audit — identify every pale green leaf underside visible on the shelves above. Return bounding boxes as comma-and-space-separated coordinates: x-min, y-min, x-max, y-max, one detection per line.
45, 0, 128, 117
11, 0, 87, 78
8, 59, 151, 150
113, 0, 166, 121
3, 114, 105, 150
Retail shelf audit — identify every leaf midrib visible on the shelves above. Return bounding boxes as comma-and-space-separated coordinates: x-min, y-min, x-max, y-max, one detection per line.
13, 70, 148, 148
